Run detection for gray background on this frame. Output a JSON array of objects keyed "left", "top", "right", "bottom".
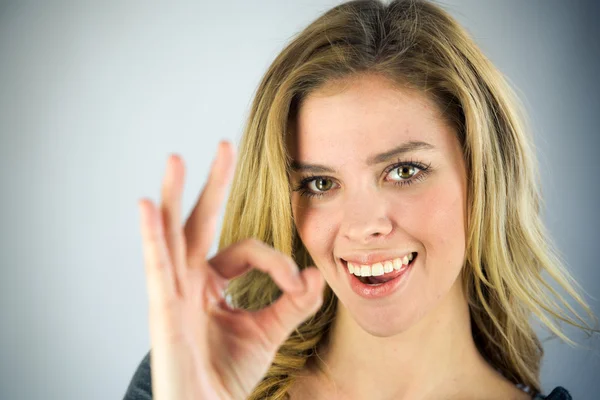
[{"left": 1, "top": 1, "right": 598, "bottom": 399}]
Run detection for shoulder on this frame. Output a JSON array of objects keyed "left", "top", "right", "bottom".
[
  {"left": 123, "top": 351, "right": 153, "bottom": 400},
  {"left": 533, "top": 386, "right": 572, "bottom": 400}
]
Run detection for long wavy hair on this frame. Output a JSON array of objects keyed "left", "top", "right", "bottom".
[{"left": 218, "top": 0, "right": 598, "bottom": 398}]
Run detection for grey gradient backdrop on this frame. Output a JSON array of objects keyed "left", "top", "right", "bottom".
[{"left": 1, "top": 1, "right": 599, "bottom": 399}]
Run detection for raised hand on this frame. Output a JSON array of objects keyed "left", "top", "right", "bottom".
[{"left": 137, "top": 141, "right": 325, "bottom": 400}]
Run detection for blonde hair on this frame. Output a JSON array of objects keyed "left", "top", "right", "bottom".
[{"left": 218, "top": 0, "right": 598, "bottom": 398}]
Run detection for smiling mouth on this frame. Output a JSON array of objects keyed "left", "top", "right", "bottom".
[{"left": 343, "top": 252, "right": 418, "bottom": 285}]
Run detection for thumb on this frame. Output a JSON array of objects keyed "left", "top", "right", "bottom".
[{"left": 252, "top": 267, "right": 325, "bottom": 346}]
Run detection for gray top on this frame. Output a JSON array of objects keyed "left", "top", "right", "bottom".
[{"left": 123, "top": 351, "right": 572, "bottom": 400}]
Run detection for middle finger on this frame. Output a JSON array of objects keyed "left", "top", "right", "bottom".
[
  {"left": 160, "top": 154, "right": 187, "bottom": 295},
  {"left": 184, "top": 141, "right": 236, "bottom": 268}
]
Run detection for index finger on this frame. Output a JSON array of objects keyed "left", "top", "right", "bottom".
[
  {"left": 184, "top": 141, "right": 236, "bottom": 267},
  {"left": 207, "top": 238, "right": 305, "bottom": 294}
]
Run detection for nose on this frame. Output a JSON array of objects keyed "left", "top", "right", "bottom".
[{"left": 340, "top": 191, "right": 393, "bottom": 243}]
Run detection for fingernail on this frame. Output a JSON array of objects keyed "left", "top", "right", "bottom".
[
  {"left": 290, "top": 260, "right": 299, "bottom": 275},
  {"left": 285, "top": 259, "right": 304, "bottom": 294}
]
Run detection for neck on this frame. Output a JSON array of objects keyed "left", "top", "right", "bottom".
[{"left": 309, "top": 280, "right": 501, "bottom": 399}]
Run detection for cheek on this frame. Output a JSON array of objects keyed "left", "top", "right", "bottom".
[
  {"left": 292, "top": 202, "right": 336, "bottom": 259},
  {"left": 385, "top": 178, "right": 466, "bottom": 299},
  {"left": 414, "top": 180, "right": 467, "bottom": 278}
]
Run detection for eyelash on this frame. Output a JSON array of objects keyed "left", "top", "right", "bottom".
[{"left": 292, "top": 158, "right": 432, "bottom": 199}]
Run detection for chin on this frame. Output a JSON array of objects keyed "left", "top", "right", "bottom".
[
  {"left": 334, "top": 271, "right": 464, "bottom": 339},
  {"left": 345, "top": 298, "right": 429, "bottom": 337}
]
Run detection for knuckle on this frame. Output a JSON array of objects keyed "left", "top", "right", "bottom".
[
  {"left": 155, "top": 257, "right": 170, "bottom": 271},
  {"left": 287, "top": 294, "right": 308, "bottom": 316},
  {"left": 146, "top": 230, "right": 164, "bottom": 247},
  {"left": 160, "top": 203, "right": 176, "bottom": 222},
  {"left": 144, "top": 248, "right": 169, "bottom": 271},
  {"left": 141, "top": 229, "right": 158, "bottom": 245},
  {"left": 241, "top": 237, "right": 264, "bottom": 249},
  {"left": 270, "top": 309, "right": 289, "bottom": 338},
  {"left": 165, "top": 229, "right": 180, "bottom": 246}
]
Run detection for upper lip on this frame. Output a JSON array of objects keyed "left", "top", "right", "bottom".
[{"left": 340, "top": 251, "right": 416, "bottom": 266}]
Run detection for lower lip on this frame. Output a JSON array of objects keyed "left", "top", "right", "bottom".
[{"left": 344, "top": 255, "right": 416, "bottom": 299}]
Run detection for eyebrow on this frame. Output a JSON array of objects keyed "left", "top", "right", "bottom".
[{"left": 290, "top": 140, "right": 435, "bottom": 174}]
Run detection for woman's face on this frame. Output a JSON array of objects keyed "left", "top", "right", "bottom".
[{"left": 288, "top": 74, "right": 468, "bottom": 336}]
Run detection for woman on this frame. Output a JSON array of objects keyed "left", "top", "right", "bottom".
[{"left": 126, "top": 0, "right": 597, "bottom": 399}]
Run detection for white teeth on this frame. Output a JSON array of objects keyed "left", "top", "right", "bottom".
[
  {"left": 371, "top": 263, "right": 384, "bottom": 276},
  {"left": 346, "top": 254, "right": 415, "bottom": 277},
  {"left": 348, "top": 262, "right": 360, "bottom": 276},
  {"left": 360, "top": 265, "right": 371, "bottom": 277},
  {"left": 383, "top": 261, "right": 393, "bottom": 273}
]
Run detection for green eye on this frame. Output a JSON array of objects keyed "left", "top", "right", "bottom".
[
  {"left": 386, "top": 161, "right": 431, "bottom": 187},
  {"left": 397, "top": 165, "right": 416, "bottom": 179},
  {"left": 294, "top": 160, "right": 431, "bottom": 199},
  {"left": 311, "top": 178, "right": 333, "bottom": 192},
  {"left": 293, "top": 176, "right": 338, "bottom": 199}
]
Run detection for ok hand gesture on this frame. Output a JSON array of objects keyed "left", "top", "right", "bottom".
[{"left": 138, "top": 141, "right": 325, "bottom": 400}]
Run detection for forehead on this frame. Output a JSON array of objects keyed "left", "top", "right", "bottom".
[{"left": 288, "top": 74, "right": 453, "bottom": 162}]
